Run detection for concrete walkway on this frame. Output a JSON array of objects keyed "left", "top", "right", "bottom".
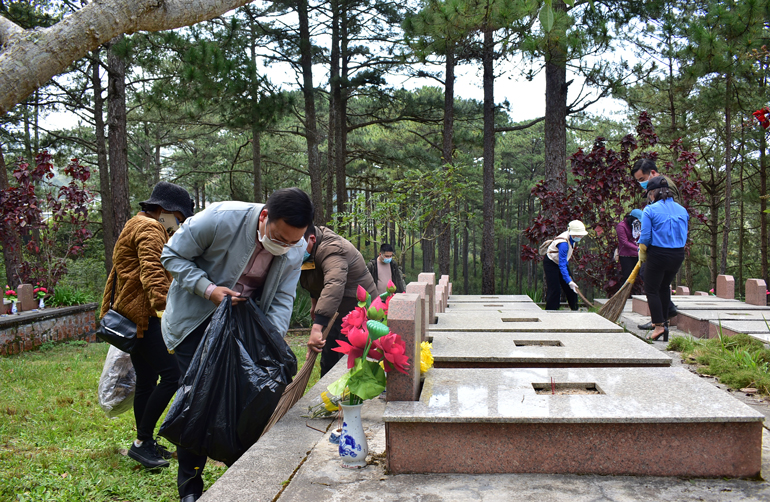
[{"left": 201, "top": 307, "right": 770, "bottom": 502}]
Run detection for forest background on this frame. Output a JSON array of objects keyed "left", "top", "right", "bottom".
[{"left": 1, "top": 0, "right": 769, "bottom": 304}]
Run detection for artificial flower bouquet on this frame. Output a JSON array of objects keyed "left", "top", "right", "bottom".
[
  {"left": 34, "top": 284, "right": 48, "bottom": 299},
  {"left": 4, "top": 286, "right": 17, "bottom": 302},
  {"left": 328, "top": 282, "right": 410, "bottom": 405}
]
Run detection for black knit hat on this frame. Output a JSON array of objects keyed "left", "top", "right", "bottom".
[
  {"left": 645, "top": 176, "right": 668, "bottom": 193},
  {"left": 139, "top": 182, "right": 194, "bottom": 219}
]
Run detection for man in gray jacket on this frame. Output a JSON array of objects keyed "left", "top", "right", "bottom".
[{"left": 160, "top": 187, "right": 313, "bottom": 502}]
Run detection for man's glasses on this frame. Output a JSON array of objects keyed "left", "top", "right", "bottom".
[{"left": 265, "top": 217, "right": 304, "bottom": 248}]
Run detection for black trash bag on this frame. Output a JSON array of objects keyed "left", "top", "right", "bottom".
[{"left": 159, "top": 296, "right": 297, "bottom": 466}]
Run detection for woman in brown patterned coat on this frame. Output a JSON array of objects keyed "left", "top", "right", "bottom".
[{"left": 100, "top": 182, "right": 194, "bottom": 470}]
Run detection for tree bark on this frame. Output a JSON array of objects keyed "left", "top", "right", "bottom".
[
  {"left": 463, "top": 199, "right": 469, "bottom": 294},
  {"left": 107, "top": 36, "right": 130, "bottom": 240},
  {"left": 719, "top": 72, "right": 732, "bottom": 275},
  {"left": 543, "top": 0, "right": 568, "bottom": 201},
  {"left": 480, "top": 26, "right": 495, "bottom": 294},
  {"left": 92, "top": 49, "right": 115, "bottom": 273},
  {"left": 297, "top": 0, "right": 324, "bottom": 225},
  {"left": 0, "top": 0, "right": 259, "bottom": 115}
]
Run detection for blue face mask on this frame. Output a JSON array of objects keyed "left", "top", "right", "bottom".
[
  {"left": 639, "top": 180, "right": 648, "bottom": 190},
  {"left": 383, "top": 257, "right": 393, "bottom": 264},
  {"left": 572, "top": 237, "right": 582, "bottom": 243},
  {"left": 303, "top": 251, "right": 311, "bottom": 262}
]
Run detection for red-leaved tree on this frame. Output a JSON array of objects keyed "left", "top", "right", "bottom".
[
  {"left": 522, "top": 112, "right": 704, "bottom": 296},
  {"left": 0, "top": 152, "right": 93, "bottom": 290}
]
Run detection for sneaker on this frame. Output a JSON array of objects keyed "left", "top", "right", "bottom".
[
  {"left": 154, "top": 438, "right": 174, "bottom": 460},
  {"left": 668, "top": 305, "right": 678, "bottom": 319},
  {"left": 128, "top": 440, "right": 170, "bottom": 469}
]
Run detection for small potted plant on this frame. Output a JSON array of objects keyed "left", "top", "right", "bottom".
[{"left": 4, "top": 285, "right": 18, "bottom": 314}]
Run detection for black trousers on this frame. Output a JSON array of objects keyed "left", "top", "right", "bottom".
[
  {"left": 543, "top": 258, "right": 577, "bottom": 311},
  {"left": 173, "top": 316, "right": 212, "bottom": 500},
  {"left": 643, "top": 246, "right": 684, "bottom": 324},
  {"left": 320, "top": 296, "right": 359, "bottom": 377},
  {"left": 130, "top": 317, "right": 180, "bottom": 442},
  {"left": 618, "top": 256, "right": 637, "bottom": 285}
]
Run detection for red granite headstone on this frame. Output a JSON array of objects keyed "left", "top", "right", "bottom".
[{"left": 385, "top": 294, "right": 422, "bottom": 402}]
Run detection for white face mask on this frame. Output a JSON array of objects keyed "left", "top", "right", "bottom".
[
  {"left": 157, "top": 212, "right": 180, "bottom": 235},
  {"left": 258, "top": 228, "right": 292, "bottom": 256}
]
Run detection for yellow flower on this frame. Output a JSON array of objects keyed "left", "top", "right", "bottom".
[{"left": 420, "top": 341, "right": 434, "bottom": 374}]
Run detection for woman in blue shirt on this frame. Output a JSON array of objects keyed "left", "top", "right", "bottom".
[
  {"left": 543, "top": 220, "right": 588, "bottom": 310},
  {"left": 638, "top": 176, "right": 689, "bottom": 341}
]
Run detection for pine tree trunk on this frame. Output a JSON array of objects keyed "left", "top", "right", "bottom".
[
  {"left": 543, "top": 0, "right": 568, "bottom": 206},
  {"left": 297, "top": 0, "right": 324, "bottom": 224},
  {"left": 438, "top": 44, "right": 455, "bottom": 276},
  {"left": 463, "top": 200, "right": 469, "bottom": 294},
  {"left": 761, "top": 132, "right": 768, "bottom": 284},
  {"left": 252, "top": 127, "right": 262, "bottom": 202},
  {"left": 720, "top": 72, "right": 732, "bottom": 275},
  {"left": 92, "top": 48, "right": 114, "bottom": 273},
  {"left": 107, "top": 36, "right": 131, "bottom": 241},
  {"left": 335, "top": 4, "right": 348, "bottom": 222},
  {"left": 480, "top": 26, "right": 495, "bottom": 294}
]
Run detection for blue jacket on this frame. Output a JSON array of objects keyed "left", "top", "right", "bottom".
[
  {"left": 639, "top": 198, "right": 689, "bottom": 249},
  {"left": 556, "top": 239, "right": 575, "bottom": 283},
  {"left": 160, "top": 201, "right": 304, "bottom": 350}
]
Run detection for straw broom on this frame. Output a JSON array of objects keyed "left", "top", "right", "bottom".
[
  {"left": 599, "top": 261, "right": 641, "bottom": 323},
  {"left": 262, "top": 312, "right": 338, "bottom": 436}
]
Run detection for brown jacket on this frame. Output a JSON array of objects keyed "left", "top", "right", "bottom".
[
  {"left": 300, "top": 226, "right": 377, "bottom": 327},
  {"left": 100, "top": 214, "right": 172, "bottom": 338}
]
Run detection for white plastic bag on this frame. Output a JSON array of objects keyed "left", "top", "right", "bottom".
[{"left": 98, "top": 345, "right": 136, "bottom": 417}]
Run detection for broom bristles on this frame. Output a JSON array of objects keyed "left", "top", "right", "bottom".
[
  {"left": 262, "top": 312, "right": 339, "bottom": 437},
  {"left": 598, "top": 261, "right": 641, "bottom": 323}
]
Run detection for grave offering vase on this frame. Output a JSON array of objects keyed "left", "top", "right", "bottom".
[
  {"left": 11, "top": 301, "right": 17, "bottom": 314},
  {"left": 38, "top": 298, "right": 44, "bottom": 309},
  {"left": 338, "top": 402, "right": 368, "bottom": 468}
]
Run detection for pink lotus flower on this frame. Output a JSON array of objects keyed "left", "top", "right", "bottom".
[
  {"left": 368, "top": 296, "right": 387, "bottom": 319},
  {"left": 356, "top": 285, "right": 368, "bottom": 302},
  {"left": 372, "top": 332, "right": 410, "bottom": 374},
  {"left": 340, "top": 306, "right": 367, "bottom": 335},
  {"left": 333, "top": 324, "right": 370, "bottom": 369},
  {"left": 387, "top": 280, "right": 396, "bottom": 294}
]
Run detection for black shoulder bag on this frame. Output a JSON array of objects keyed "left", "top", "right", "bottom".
[{"left": 96, "top": 269, "right": 137, "bottom": 354}]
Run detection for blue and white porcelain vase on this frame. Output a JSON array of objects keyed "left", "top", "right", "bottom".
[
  {"left": 10, "top": 301, "right": 17, "bottom": 314},
  {"left": 338, "top": 402, "right": 368, "bottom": 469},
  {"left": 38, "top": 297, "right": 44, "bottom": 309}
]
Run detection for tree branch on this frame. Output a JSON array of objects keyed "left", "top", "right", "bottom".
[
  {"left": 0, "top": 16, "right": 23, "bottom": 47},
  {"left": 0, "top": 0, "right": 254, "bottom": 115}
]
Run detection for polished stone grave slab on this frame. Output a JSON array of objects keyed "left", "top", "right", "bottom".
[
  {"left": 445, "top": 302, "right": 541, "bottom": 311},
  {"left": 677, "top": 310, "right": 770, "bottom": 338},
  {"left": 429, "top": 312, "right": 624, "bottom": 333},
  {"left": 707, "top": 320, "right": 770, "bottom": 343},
  {"left": 431, "top": 331, "right": 671, "bottom": 367},
  {"left": 448, "top": 295, "right": 533, "bottom": 303},
  {"left": 384, "top": 367, "right": 764, "bottom": 477}
]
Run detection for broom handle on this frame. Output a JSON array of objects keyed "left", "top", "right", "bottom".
[
  {"left": 575, "top": 288, "right": 593, "bottom": 308},
  {"left": 306, "top": 311, "right": 339, "bottom": 359},
  {"left": 626, "top": 261, "right": 642, "bottom": 284}
]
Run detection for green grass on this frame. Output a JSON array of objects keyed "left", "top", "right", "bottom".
[
  {"left": 667, "top": 333, "right": 770, "bottom": 396},
  {"left": 0, "top": 336, "right": 320, "bottom": 502}
]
